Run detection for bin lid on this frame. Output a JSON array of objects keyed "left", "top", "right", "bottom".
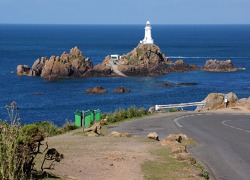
[{"left": 74, "top": 110, "right": 82, "bottom": 115}]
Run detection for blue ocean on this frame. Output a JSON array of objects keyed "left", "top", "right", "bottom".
[{"left": 0, "top": 24, "right": 249, "bottom": 126}]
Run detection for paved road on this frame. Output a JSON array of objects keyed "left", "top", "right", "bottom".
[{"left": 108, "top": 112, "right": 250, "bottom": 180}]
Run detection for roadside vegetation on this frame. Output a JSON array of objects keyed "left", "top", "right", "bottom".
[
  {"left": 101, "top": 106, "right": 149, "bottom": 124},
  {"left": 34, "top": 120, "right": 78, "bottom": 137},
  {"left": 0, "top": 104, "right": 209, "bottom": 179},
  {"left": 142, "top": 147, "right": 209, "bottom": 180},
  {"left": 142, "top": 137, "right": 209, "bottom": 180},
  {"left": 0, "top": 102, "right": 63, "bottom": 180}
]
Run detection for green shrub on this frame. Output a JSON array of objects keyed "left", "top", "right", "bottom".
[
  {"left": 59, "top": 122, "right": 78, "bottom": 134},
  {"left": 105, "top": 106, "right": 148, "bottom": 124},
  {"left": 35, "top": 121, "right": 59, "bottom": 137},
  {"left": 0, "top": 102, "right": 63, "bottom": 180},
  {"left": 34, "top": 120, "right": 79, "bottom": 137}
]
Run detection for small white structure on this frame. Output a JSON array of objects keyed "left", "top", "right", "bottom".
[
  {"left": 110, "top": 54, "right": 120, "bottom": 61},
  {"left": 140, "top": 20, "right": 154, "bottom": 44}
]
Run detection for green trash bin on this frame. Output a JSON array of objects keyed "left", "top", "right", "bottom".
[
  {"left": 84, "top": 110, "right": 92, "bottom": 127},
  {"left": 94, "top": 109, "right": 101, "bottom": 121},
  {"left": 74, "top": 110, "right": 82, "bottom": 127},
  {"left": 90, "top": 110, "right": 95, "bottom": 123}
]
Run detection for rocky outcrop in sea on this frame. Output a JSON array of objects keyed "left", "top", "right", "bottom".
[
  {"left": 86, "top": 86, "right": 107, "bottom": 94},
  {"left": 95, "top": 43, "right": 198, "bottom": 76},
  {"left": 201, "top": 59, "right": 242, "bottom": 72},
  {"left": 17, "top": 44, "right": 200, "bottom": 79}
]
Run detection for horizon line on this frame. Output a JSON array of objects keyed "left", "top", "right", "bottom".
[{"left": 0, "top": 23, "right": 250, "bottom": 26}]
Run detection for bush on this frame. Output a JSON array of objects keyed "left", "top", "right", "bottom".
[
  {"left": 35, "top": 120, "right": 79, "bottom": 137},
  {"left": 35, "top": 121, "right": 59, "bottom": 137},
  {"left": 0, "top": 102, "right": 63, "bottom": 180},
  {"left": 59, "top": 122, "right": 78, "bottom": 134}
]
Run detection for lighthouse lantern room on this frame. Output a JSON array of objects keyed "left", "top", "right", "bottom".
[{"left": 140, "top": 21, "right": 154, "bottom": 44}]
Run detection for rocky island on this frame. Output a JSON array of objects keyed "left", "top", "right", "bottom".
[
  {"left": 17, "top": 44, "right": 198, "bottom": 79},
  {"left": 17, "top": 46, "right": 94, "bottom": 80},
  {"left": 201, "top": 59, "right": 243, "bottom": 72},
  {"left": 17, "top": 21, "right": 244, "bottom": 80},
  {"left": 94, "top": 43, "right": 198, "bottom": 77}
]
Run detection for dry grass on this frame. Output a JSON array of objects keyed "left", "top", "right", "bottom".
[{"left": 34, "top": 128, "right": 207, "bottom": 180}]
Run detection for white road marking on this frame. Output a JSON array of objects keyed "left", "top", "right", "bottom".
[
  {"left": 173, "top": 114, "right": 204, "bottom": 128},
  {"left": 221, "top": 120, "right": 250, "bottom": 133},
  {"left": 173, "top": 118, "right": 183, "bottom": 127}
]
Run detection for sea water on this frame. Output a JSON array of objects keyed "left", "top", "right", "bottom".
[{"left": 0, "top": 24, "right": 249, "bottom": 125}]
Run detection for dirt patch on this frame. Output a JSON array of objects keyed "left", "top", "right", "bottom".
[{"left": 37, "top": 130, "right": 159, "bottom": 180}]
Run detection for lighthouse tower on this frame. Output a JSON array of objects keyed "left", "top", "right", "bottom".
[{"left": 141, "top": 21, "right": 154, "bottom": 44}]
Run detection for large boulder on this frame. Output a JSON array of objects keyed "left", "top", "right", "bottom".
[
  {"left": 196, "top": 92, "right": 238, "bottom": 111},
  {"left": 110, "top": 131, "right": 132, "bottom": 137},
  {"left": 114, "top": 86, "right": 131, "bottom": 93},
  {"left": 201, "top": 59, "right": 238, "bottom": 72},
  {"left": 236, "top": 97, "right": 250, "bottom": 110},
  {"left": 146, "top": 132, "right": 159, "bottom": 141},
  {"left": 17, "top": 65, "right": 31, "bottom": 76},
  {"left": 172, "top": 59, "right": 198, "bottom": 72},
  {"left": 86, "top": 86, "right": 107, "bottom": 94}
]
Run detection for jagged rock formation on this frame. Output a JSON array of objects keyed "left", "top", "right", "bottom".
[
  {"left": 201, "top": 59, "right": 239, "bottom": 72},
  {"left": 195, "top": 92, "right": 238, "bottom": 111},
  {"left": 236, "top": 97, "right": 250, "bottom": 110},
  {"left": 86, "top": 86, "right": 107, "bottom": 94},
  {"left": 114, "top": 86, "right": 131, "bottom": 93},
  {"left": 96, "top": 43, "right": 198, "bottom": 76},
  {"left": 17, "top": 44, "right": 199, "bottom": 79},
  {"left": 17, "top": 46, "right": 93, "bottom": 79}
]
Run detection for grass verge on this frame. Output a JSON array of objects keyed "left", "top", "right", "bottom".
[{"left": 141, "top": 147, "right": 209, "bottom": 179}]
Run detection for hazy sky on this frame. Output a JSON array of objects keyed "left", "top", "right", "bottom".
[{"left": 0, "top": 0, "right": 249, "bottom": 24}]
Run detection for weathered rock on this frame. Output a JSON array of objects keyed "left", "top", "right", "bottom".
[
  {"left": 86, "top": 86, "right": 107, "bottom": 94},
  {"left": 17, "top": 65, "right": 31, "bottom": 76},
  {"left": 17, "top": 46, "right": 94, "bottom": 79},
  {"left": 163, "top": 82, "right": 174, "bottom": 87},
  {"left": 236, "top": 97, "right": 250, "bottom": 109},
  {"left": 201, "top": 59, "right": 238, "bottom": 72},
  {"left": 172, "top": 59, "right": 198, "bottom": 72},
  {"left": 148, "top": 106, "right": 156, "bottom": 113},
  {"left": 86, "top": 131, "right": 99, "bottom": 137},
  {"left": 161, "top": 140, "right": 187, "bottom": 153},
  {"left": 195, "top": 92, "right": 238, "bottom": 111},
  {"left": 114, "top": 86, "right": 131, "bottom": 93},
  {"left": 166, "top": 134, "right": 189, "bottom": 143},
  {"left": 160, "top": 134, "right": 192, "bottom": 154},
  {"left": 123, "top": 43, "right": 169, "bottom": 66},
  {"left": 98, "top": 43, "right": 198, "bottom": 77},
  {"left": 146, "top": 132, "right": 159, "bottom": 141},
  {"left": 110, "top": 131, "right": 132, "bottom": 137},
  {"left": 84, "top": 122, "right": 101, "bottom": 135},
  {"left": 17, "top": 44, "right": 200, "bottom": 79}
]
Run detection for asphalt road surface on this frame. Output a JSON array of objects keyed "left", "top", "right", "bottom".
[{"left": 108, "top": 112, "right": 250, "bottom": 180}]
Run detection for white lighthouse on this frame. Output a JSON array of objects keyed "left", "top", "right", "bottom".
[{"left": 141, "top": 20, "right": 154, "bottom": 44}]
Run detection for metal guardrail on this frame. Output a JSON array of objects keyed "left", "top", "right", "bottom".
[{"left": 155, "top": 101, "right": 206, "bottom": 111}]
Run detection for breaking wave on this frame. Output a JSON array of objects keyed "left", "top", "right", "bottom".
[{"left": 166, "top": 56, "right": 250, "bottom": 59}]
